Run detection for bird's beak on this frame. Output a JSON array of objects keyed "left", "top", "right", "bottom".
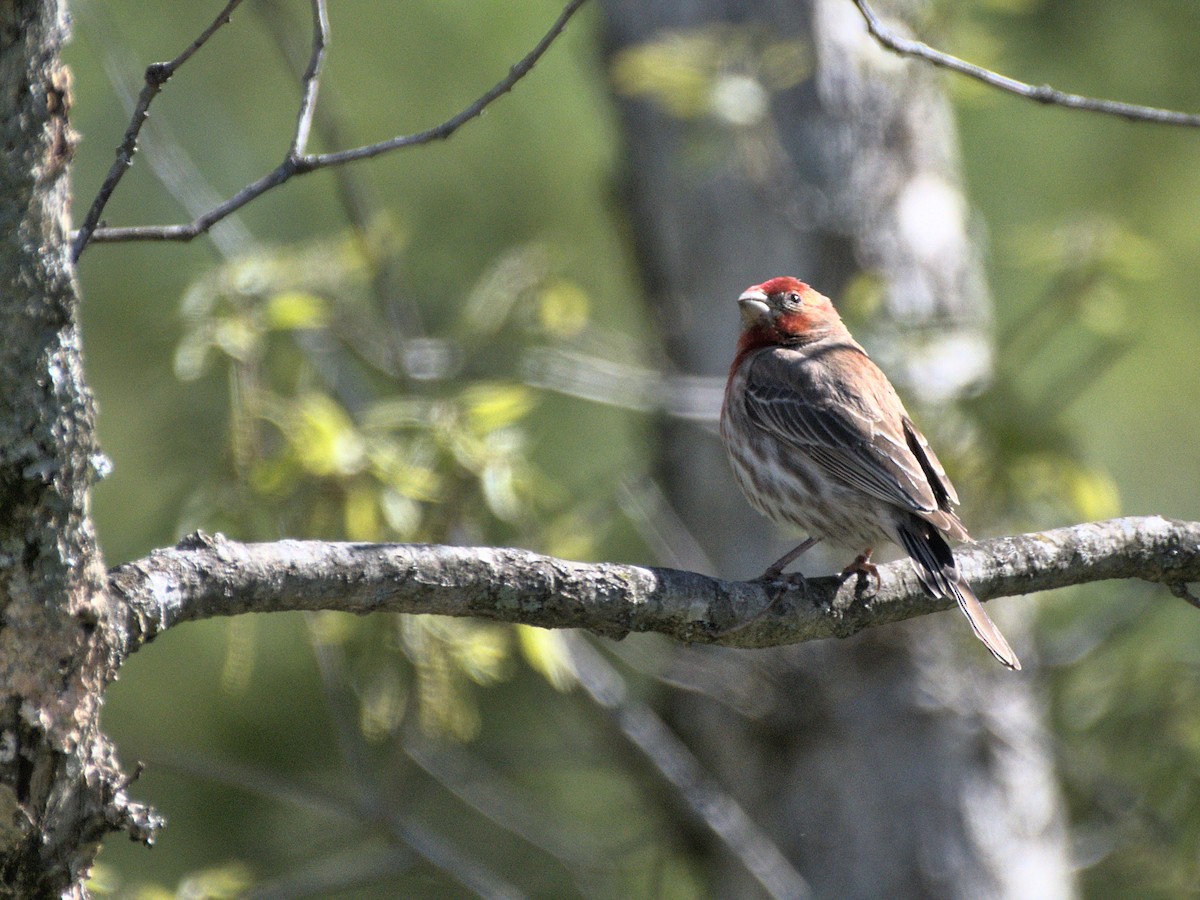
[{"left": 737, "top": 288, "right": 771, "bottom": 327}]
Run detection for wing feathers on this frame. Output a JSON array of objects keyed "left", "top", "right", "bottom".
[{"left": 743, "top": 344, "right": 960, "bottom": 527}]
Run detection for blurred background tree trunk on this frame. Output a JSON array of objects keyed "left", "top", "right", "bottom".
[{"left": 600, "top": 0, "right": 1076, "bottom": 895}]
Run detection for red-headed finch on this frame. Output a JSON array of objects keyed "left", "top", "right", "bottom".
[{"left": 720, "top": 276, "right": 1019, "bottom": 670}]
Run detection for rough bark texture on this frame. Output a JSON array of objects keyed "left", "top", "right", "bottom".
[
  {"left": 599, "top": 0, "right": 1075, "bottom": 896},
  {"left": 109, "top": 518, "right": 1200, "bottom": 651},
  {"left": 0, "top": 2, "right": 155, "bottom": 895}
]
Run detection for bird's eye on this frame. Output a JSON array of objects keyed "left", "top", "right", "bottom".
[{"left": 785, "top": 291, "right": 801, "bottom": 307}]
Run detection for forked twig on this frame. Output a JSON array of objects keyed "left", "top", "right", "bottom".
[
  {"left": 71, "top": 0, "right": 248, "bottom": 261},
  {"left": 73, "top": 0, "right": 589, "bottom": 255}
]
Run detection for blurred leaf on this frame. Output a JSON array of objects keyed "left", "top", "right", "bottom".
[
  {"left": 537, "top": 279, "right": 590, "bottom": 338},
  {"left": 517, "top": 626, "right": 576, "bottom": 692},
  {"left": 344, "top": 480, "right": 381, "bottom": 540},
  {"left": 212, "top": 314, "right": 259, "bottom": 363},
  {"left": 610, "top": 25, "right": 809, "bottom": 126},
  {"left": 265, "top": 290, "right": 329, "bottom": 330},
  {"left": 219, "top": 617, "right": 257, "bottom": 697},
  {"left": 542, "top": 509, "right": 601, "bottom": 561},
  {"left": 1066, "top": 467, "right": 1122, "bottom": 521},
  {"left": 173, "top": 863, "right": 254, "bottom": 899},
  {"left": 359, "top": 666, "right": 407, "bottom": 742},
  {"left": 368, "top": 441, "right": 441, "bottom": 503},
  {"left": 309, "top": 609, "right": 357, "bottom": 645},
  {"left": 85, "top": 864, "right": 119, "bottom": 896},
  {"left": 283, "top": 393, "right": 366, "bottom": 477},
  {"left": 459, "top": 243, "right": 552, "bottom": 337},
  {"left": 173, "top": 331, "right": 214, "bottom": 382},
  {"left": 400, "top": 616, "right": 513, "bottom": 740},
  {"left": 611, "top": 31, "right": 714, "bottom": 119},
  {"left": 481, "top": 458, "right": 523, "bottom": 522},
  {"left": 461, "top": 382, "right": 538, "bottom": 434},
  {"left": 1012, "top": 217, "right": 1163, "bottom": 283}
]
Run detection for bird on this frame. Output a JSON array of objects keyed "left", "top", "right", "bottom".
[{"left": 719, "top": 276, "right": 1019, "bottom": 670}]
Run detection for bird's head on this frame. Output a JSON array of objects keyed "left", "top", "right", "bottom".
[{"left": 735, "top": 277, "right": 845, "bottom": 349}]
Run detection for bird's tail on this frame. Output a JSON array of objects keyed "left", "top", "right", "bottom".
[{"left": 895, "top": 519, "right": 1021, "bottom": 671}]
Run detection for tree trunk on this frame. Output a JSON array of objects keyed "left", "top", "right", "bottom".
[
  {"left": 599, "top": 0, "right": 1075, "bottom": 896},
  {"left": 0, "top": 2, "right": 151, "bottom": 894}
]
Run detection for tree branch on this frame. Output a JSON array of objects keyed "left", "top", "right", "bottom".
[
  {"left": 73, "top": 0, "right": 589, "bottom": 253},
  {"left": 70, "top": 0, "right": 248, "bottom": 261},
  {"left": 852, "top": 0, "right": 1200, "bottom": 128},
  {"left": 109, "top": 516, "right": 1200, "bottom": 653}
]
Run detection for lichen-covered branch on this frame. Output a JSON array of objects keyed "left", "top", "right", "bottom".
[{"left": 110, "top": 516, "right": 1200, "bottom": 653}]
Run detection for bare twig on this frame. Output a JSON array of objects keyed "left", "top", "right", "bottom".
[
  {"left": 402, "top": 734, "right": 609, "bottom": 876},
  {"left": 304, "top": 0, "right": 588, "bottom": 168},
  {"left": 522, "top": 347, "right": 723, "bottom": 424},
  {"left": 290, "top": 0, "right": 330, "bottom": 159},
  {"left": 255, "top": 0, "right": 425, "bottom": 340},
  {"left": 71, "top": 0, "right": 248, "bottom": 261},
  {"left": 109, "top": 516, "right": 1200, "bottom": 654},
  {"left": 77, "top": 1, "right": 257, "bottom": 258},
  {"left": 852, "top": 0, "right": 1200, "bottom": 128},
  {"left": 158, "top": 750, "right": 523, "bottom": 898},
  {"left": 74, "top": 0, "right": 590, "bottom": 252},
  {"left": 562, "top": 634, "right": 812, "bottom": 900}
]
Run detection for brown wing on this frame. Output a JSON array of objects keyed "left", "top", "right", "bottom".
[{"left": 743, "top": 342, "right": 966, "bottom": 536}]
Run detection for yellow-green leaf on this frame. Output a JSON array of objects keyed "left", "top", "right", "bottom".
[
  {"left": 461, "top": 382, "right": 537, "bottom": 434},
  {"left": 517, "top": 626, "right": 576, "bottom": 692},
  {"left": 266, "top": 290, "right": 329, "bottom": 330},
  {"left": 288, "top": 393, "right": 366, "bottom": 476},
  {"left": 538, "top": 280, "right": 590, "bottom": 337}
]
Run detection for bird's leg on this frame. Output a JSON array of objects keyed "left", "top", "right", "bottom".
[
  {"left": 718, "top": 537, "right": 820, "bottom": 639},
  {"left": 840, "top": 548, "right": 880, "bottom": 591},
  {"left": 757, "top": 536, "right": 820, "bottom": 581}
]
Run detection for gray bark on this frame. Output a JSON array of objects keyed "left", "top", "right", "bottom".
[
  {"left": 109, "top": 518, "right": 1200, "bottom": 650},
  {"left": 598, "top": 0, "right": 1075, "bottom": 896},
  {"left": 0, "top": 2, "right": 156, "bottom": 895}
]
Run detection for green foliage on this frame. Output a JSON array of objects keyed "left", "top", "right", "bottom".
[
  {"left": 610, "top": 24, "right": 809, "bottom": 125},
  {"left": 176, "top": 227, "right": 562, "bottom": 543},
  {"left": 960, "top": 215, "right": 1152, "bottom": 530},
  {"left": 957, "top": 2, "right": 1200, "bottom": 885},
  {"left": 89, "top": 861, "right": 253, "bottom": 899},
  {"left": 173, "top": 224, "right": 605, "bottom": 745},
  {"left": 610, "top": 24, "right": 810, "bottom": 181}
]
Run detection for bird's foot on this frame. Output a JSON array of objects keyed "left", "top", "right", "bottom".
[{"left": 839, "top": 549, "right": 880, "bottom": 593}]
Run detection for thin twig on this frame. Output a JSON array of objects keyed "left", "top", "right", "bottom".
[
  {"left": 157, "top": 750, "right": 524, "bottom": 898},
  {"left": 402, "top": 734, "right": 608, "bottom": 876},
  {"left": 71, "top": 0, "right": 247, "bottom": 261},
  {"left": 563, "top": 634, "right": 812, "bottom": 900},
  {"left": 852, "top": 0, "right": 1200, "bottom": 128},
  {"left": 76, "top": 0, "right": 590, "bottom": 250},
  {"left": 304, "top": 0, "right": 589, "bottom": 168},
  {"left": 289, "top": 0, "right": 330, "bottom": 158},
  {"left": 76, "top": 1, "right": 256, "bottom": 258},
  {"left": 255, "top": 0, "right": 426, "bottom": 340}
]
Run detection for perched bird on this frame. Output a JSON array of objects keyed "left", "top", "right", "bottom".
[{"left": 720, "top": 276, "right": 1019, "bottom": 670}]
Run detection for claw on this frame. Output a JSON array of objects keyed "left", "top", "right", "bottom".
[{"left": 840, "top": 548, "right": 879, "bottom": 590}]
